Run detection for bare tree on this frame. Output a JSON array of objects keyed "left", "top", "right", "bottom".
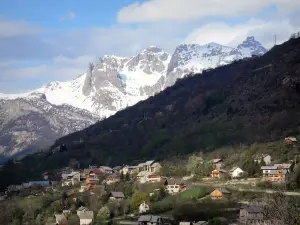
[{"left": 260, "top": 192, "right": 299, "bottom": 225}]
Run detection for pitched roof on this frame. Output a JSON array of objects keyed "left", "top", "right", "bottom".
[
  {"left": 77, "top": 206, "right": 87, "bottom": 212},
  {"left": 165, "top": 178, "right": 182, "bottom": 185},
  {"left": 110, "top": 191, "right": 125, "bottom": 198},
  {"left": 230, "top": 167, "right": 243, "bottom": 172},
  {"left": 211, "top": 159, "right": 222, "bottom": 163},
  {"left": 138, "top": 215, "right": 162, "bottom": 222},
  {"left": 254, "top": 153, "right": 270, "bottom": 159},
  {"left": 274, "top": 164, "right": 292, "bottom": 169},
  {"left": 145, "top": 160, "right": 155, "bottom": 166},
  {"left": 100, "top": 166, "right": 113, "bottom": 171},
  {"left": 78, "top": 210, "right": 94, "bottom": 220}
]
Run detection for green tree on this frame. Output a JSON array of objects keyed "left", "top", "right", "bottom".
[
  {"left": 187, "top": 155, "right": 203, "bottom": 175},
  {"left": 97, "top": 206, "right": 111, "bottom": 221},
  {"left": 131, "top": 192, "right": 149, "bottom": 210}
]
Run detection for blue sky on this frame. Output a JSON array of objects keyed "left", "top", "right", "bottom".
[{"left": 0, "top": 0, "right": 299, "bottom": 93}]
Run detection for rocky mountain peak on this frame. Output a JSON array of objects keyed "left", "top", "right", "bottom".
[{"left": 237, "top": 36, "right": 267, "bottom": 56}]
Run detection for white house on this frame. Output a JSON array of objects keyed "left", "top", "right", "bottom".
[
  {"left": 54, "top": 214, "right": 67, "bottom": 225},
  {"left": 139, "top": 201, "right": 150, "bottom": 214},
  {"left": 137, "top": 171, "right": 152, "bottom": 184},
  {"left": 164, "top": 179, "right": 182, "bottom": 194},
  {"left": 254, "top": 154, "right": 271, "bottom": 165},
  {"left": 230, "top": 167, "right": 244, "bottom": 178},
  {"left": 62, "top": 171, "right": 80, "bottom": 187},
  {"left": 77, "top": 210, "right": 94, "bottom": 225}
]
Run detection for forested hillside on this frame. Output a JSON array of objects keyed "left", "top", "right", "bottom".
[{"left": 1, "top": 37, "right": 300, "bottom": 191}]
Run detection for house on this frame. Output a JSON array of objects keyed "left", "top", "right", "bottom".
[
  {"left": 99, "top": 166, "right": 114, "bottom": 174},
  {"left": 164, "top": 179, "right": 182, "bottom": 194},
  {"left": 109, "top": 191, "right": 125, "bottom": 200},
  {"left": 239, "top": 205, "right": 264, "bottom": 224},
  {"left": 62, "top": 171, "right": 80, "bottom": 186},
  {"left": 28, "top": 181, "right": 51, "bottom": 187},
  {"left": 77, "top": 210, "right": 94, "bottom": 225},
  {"left": 62, "top": 209, "right": 71, "bottom": 215},
  {"left": 113, "top": 166, "right": 122, "bottom": 173},
  {"left": 43, "top": 172, "right": 55, "bottom": 180},
  {"left": 210, "top": 189, "right": 230, "bottom": 200},
  {"left": 137, "top": 171, "right": 152, "bottom": 184},
  {"left": 138, "top": 160, "right": 161, "bottom": 173},
  {"left": 210, "top": 159, "right": 223, "bottom": 169},
  {"left": 139, "top": 201, "right": 150, "bottom": 214},
  {"left": 211, "top": 169, "right": 227, "bottom": 178},
  {"left": 54, "top": 214, "right": 67, "bottom": 225},
  {"left": 105, "top": 174, "right": 120, "bottom": 184},
  {"left": 146, "top": 174, "right": 162, "bottom": 183},
  {"left": 120, "top": 165, "right": 138, "bottom": 175},
  {"left": 85, "top": 177, "right": 99, "bottom": 185},
  {"left": 285, "top": 137, "right": 297, "bottom": 144},
  {"left": 138, "top": 215, "right": 164, "bottom": 225},
  {"left": 79, "top": 183, "right": 89, "bottom": 192},
  {"left": 230, "top": 167, "right": 245, "bottom": 178},
  {"left": 261, "top": 164, "right": 291, "bottom": 182},
  {"left": 254, "top": 154, "right": 272, "bottom": 165},
  {"left": 77, "top": 206, "right": 88, "bottom": 214}
]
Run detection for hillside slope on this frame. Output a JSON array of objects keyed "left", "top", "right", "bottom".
[
  {"left": 0, "top": 37, "right": 299, "bottom": 191},
  {"left": 51, "top": 37, "right": 300, "bottom": 165}
]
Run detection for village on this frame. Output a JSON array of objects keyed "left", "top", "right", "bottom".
[{"left": 1, "top": 137, "right": 300, "bottom": 225}]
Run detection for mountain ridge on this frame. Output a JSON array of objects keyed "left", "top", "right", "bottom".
[{"left": 0, "top": 36, "right": 267, "bottom": 158}]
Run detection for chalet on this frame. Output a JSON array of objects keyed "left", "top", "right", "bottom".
[
  {"left": 109, "top": 191, "right": 125, "bottom": 200},
  {"left": 85, "top": 177, "right": 99, "bottom": 185},
  {"left": 164, "top": 179, "right": 182, "bottom": 194},
  {"left": 210, "top": 189, "right": 230, "bottom": 200},
  {"left": 139, "top": 201, "right": 150, "bottom": 214},
  {"left": 99, "top": 166, "right": 114, "bottom": 174},
  {"left": 77, "top": 210, "right": 94, "bottom": 225},
  {"left": 239, "top": 205, "right": 264, "bottom": 224},
  {"left": 261, "top": 164, "right": 291, "bottom": 182},
  {"left": 54, "top": 214, "right": 67, "bottom": 225},
  {"left": 113, "top": 166, "right": 122, "bottom": 173},
  {"left": 210, "top": 159, "right": 223, "bottom": 169},
  {"left": 211, "top": 169, "right": 227, "bottom": 178},
  {"left": 105, "top": 174, "right": 120, "bottom": 184},
  {"left": 229, "top": 167, "right": 244, "bottom": 178},
  {"left": 254, "top": 154, "right": 271, "bottom": 165},
  {"left": 146, "top": 174, "right": 162, "bottom": 183}
]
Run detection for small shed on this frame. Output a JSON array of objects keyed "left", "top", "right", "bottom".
[{"left": 210, "top": 189, "right": 230, "bottom": 200}]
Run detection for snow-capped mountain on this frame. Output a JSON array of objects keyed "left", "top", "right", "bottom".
[
  {"left": 0, "top": 36, "right": 266, "bottom": 159},
  {"left": 0, "top": 93, "right": 98, "bottom": 159}
]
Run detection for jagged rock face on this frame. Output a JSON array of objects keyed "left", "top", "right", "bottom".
[
  {"left": 0, "top": 37, "right": 267, "bottom": 158},
  {"left": 0, "top": 94, "right": 98, "bottom": 158}
]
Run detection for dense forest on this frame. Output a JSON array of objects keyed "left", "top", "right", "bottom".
[{"left": 1, "top": 37, "right": 300, "bottom": 191}]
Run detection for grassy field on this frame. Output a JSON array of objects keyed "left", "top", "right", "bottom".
[{"left": 179, "top": 187, "right": 211, "bottom": 199}]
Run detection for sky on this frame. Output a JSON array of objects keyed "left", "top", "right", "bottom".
[{"left": 0, "top": 0, "right": 300, "bottom": 93}]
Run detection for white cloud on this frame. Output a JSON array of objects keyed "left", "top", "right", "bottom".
[
  {"left": 60, "top": 11, "right": 76, "bottom": 22},
  {"left": 2, "top": 55, "right": 95, "bottom": 80},
  {"left": 0, "top": 18, "right": 43, "bottom": 37},
  {"left": 118, "top": 0, "right": 300, "bottom": 23},
  {"left": 183, "top": 18, "right": 300, "bottom": 48}
]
